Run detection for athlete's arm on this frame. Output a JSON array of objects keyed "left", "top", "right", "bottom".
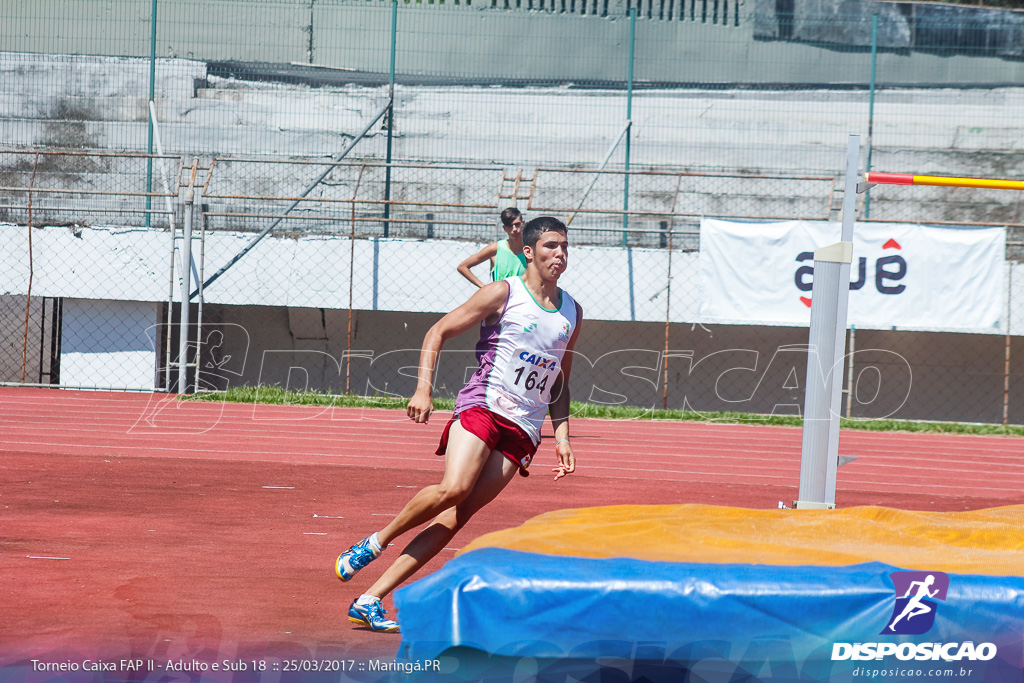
[
  {"left": 548, "top": 302, "right": 583, "bottom": 480},
  {"left": 406, "top": 281, "right": 509, "bottom": 423},
  {"left": 456, "top": 242, "right": 499, "bottom": 288}
]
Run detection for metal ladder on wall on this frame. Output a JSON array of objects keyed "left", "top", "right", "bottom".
[{"left": 497, "top": 169, "right": 536, "bottom": 212}]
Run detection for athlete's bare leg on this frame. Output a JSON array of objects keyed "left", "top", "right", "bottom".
[
  {"left": 373, "top": 420, "right": 494, "bottom": 547},
  {"left": 366, "top": 435, "right": 517, "bottom": 600}
]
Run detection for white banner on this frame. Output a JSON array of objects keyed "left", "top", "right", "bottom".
[{"left": 699, "top": 219, "right": 1005, "bottom": 332}]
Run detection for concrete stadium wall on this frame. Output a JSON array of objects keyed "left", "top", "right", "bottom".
[
  {"left": 3, "top": 0, "right": 1024, "bottom": 86},
  {"left": 5, "top": 50, "right": 1024, "bottom": 233}
]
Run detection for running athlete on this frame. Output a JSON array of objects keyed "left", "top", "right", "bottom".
[
  {"left": 457, "top": 207, "right": 528, "bottom": 287},
  {"left": 335, "top": 216, "right": 582, "bottom": 633},
  {"left": 887, "top": 574, "right": 939, "bottom": 632}
]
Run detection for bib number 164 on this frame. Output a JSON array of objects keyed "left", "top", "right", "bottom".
[
  {"left": 511, "top": 365, "right": 549, "bottom": 393},
  {"left": 504, "top": 349, "right": 559, "bottom": 401}
]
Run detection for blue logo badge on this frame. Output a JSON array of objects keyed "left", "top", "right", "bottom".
[{"left": 883, "top": 571, "right": 949, "bottom": 635}]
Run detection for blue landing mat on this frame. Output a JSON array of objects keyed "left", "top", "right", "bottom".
[{"left": 394, "top": 548, "right": 1024, "bottom": 682}]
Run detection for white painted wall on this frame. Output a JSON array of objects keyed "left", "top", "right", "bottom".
[
  {"left": 4, "top": 222, "right": 1024, "bottom": 334},
  {"left": 60, "top": 298, "right": 158, "bottom": 390}
]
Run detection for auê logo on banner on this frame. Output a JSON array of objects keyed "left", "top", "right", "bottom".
[
  {"left": 697, "top": 219, "right": 1005, "bottom": 332},
  {"left": 831, "top": 571, "right": 998, "bottom": 662},
  {"left": 794, "top": 237, "right": 906, "bottom": 308}
]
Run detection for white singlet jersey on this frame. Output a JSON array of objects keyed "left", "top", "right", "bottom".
[{"left": 455, "top": 276, "right": 578, "bottom": 444}]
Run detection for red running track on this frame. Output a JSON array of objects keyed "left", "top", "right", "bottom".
[{"left": 1, "top": 387, "right": 1021, "bottom": 667}]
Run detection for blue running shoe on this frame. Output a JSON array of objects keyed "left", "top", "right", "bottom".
[
  {"left": 335, "top": 536, "right": 381, "bottom": 581},
  {"left": 348, "top": 598, "right": 400, "bottom": 633}
]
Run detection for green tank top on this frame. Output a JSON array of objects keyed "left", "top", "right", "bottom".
[{"left": 491, "top": 239, "right": 528, "bottom": 281}]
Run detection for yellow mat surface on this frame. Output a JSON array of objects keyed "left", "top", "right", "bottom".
[{"left": 460, "top": 504, "right": 1024, "bottom": 576}]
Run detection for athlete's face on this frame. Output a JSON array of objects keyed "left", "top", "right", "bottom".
[
  {"left": 503, "top": 216, "right": 524, "bottom": 239},
  {"left": 526, "top": 229, "right": 568, "bottom": 279}
]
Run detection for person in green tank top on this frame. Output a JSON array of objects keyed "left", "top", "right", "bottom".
[{"left": 457, "top": 207, "right": 527, "bottom": 287}]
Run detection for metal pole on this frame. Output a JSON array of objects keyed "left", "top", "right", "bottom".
[
  {"left": 49, "top": 298, "right": 61, "bottom": 385},
  {"left": 627, "top": 247, "right": 636, "bottom": 320},
  {"left": 662, "top": 174, "right": 683, "bottom": 411},
  {"left": 21, "top": 153, "right": 39, "bottom": 385},
  {"left": 151, "top": 99, "right": 179, "bottom": 391},
  {"left": 383, "top": 0, "right": 397, "bottom": 238},
  {"left": 149, "top": 102, "right": 176, "bottom": 224},
  {"left": 149, "top": 102, "right": 191, "bottom": 282},
  {"left": 1004, "top": 265, "right": 1013, "bottom": 427},
  {"left": 347, "top": 164, "right": 365, "bottom": 395},
  {"left": 195, "top": 210, "right": 205, "bottom": 393},
  {"left": 566, "top": 120, "right": 631, "bottom": 226},
  {"left": 796, "top": 134, "right": 859, "bottom": 509},
  {"left": 164, "top": 217, "right": 175, "bottom": 391},
  {"left": 622, "top": 6, "right": 635, "bottom": 246},
  {"left": 146, "top": 0, "right": 157, "bottom": 228},
  {"left": 178, "top": 189, "right": 194, "bottom": 394},
  {"left": 663, "top": 228, "right": 674, "bottom": 411},
  {"left": 37, "top": 297, "right": 47, "bottom": 385},
  {"left": 864, "top": 13, "right": 878, "bottom": 218}
]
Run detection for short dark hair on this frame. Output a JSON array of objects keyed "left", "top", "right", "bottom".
[
  {"left": 523, "top": 216, "right": 568, "bottom": 249},
  {"left": 500, "top": 207, "right": 522, "bottom": 227}
]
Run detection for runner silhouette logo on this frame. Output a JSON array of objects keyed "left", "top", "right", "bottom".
[{"left": 883, "top": 571, "right": 949, "bottom": 635}]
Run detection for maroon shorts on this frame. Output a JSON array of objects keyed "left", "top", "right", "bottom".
[{"left": 436, "top": 406, "right": 538, "bottom": 476}]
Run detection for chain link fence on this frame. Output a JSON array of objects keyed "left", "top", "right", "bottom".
[{"left": 2, "top": 0, "right": 1024, "bottom": 424}]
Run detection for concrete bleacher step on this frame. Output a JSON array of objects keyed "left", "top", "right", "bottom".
[
  {"left": 0, "top": 94, "right": 150, "bottom": 122},
  {"left": 0, "top": 51, "right": 205, "bottom": 99}
]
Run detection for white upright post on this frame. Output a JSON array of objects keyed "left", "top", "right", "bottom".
[
  {"left": 178, "top": 189, "right": 194, "bottom": 394},
  {"left": 795, "top": 135, "right": 860, "bottom": 509}
]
